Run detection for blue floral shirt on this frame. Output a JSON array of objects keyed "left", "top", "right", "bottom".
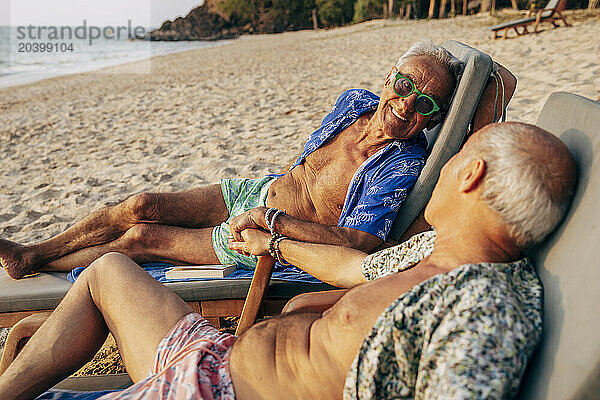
[{"left": 284, "top": 89, "right": 427, "bottom": 241}]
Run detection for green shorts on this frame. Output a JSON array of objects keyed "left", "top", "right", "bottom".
[{"left": 212, "top": 176, "right": 277, "bottom": 270}]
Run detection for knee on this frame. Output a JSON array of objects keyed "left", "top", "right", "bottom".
[
  {"left": 119, "top": 224, "right": 159, "bottom": 251},
  {"left": 87, "top": 252, "right": 133, "bottom": 276},
  {"left": 83, "top": 252, "right": 136, "bottom": 296},
  {"left": 122, "top": 192, "right": 159, "bottom": 222},
  {"left": 282, "top": 293, "right": 313, "bottom": 313}
]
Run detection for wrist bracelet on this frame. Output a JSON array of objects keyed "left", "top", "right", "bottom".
[
  {"left": 268, "top": 232, "right": 283, "bottom": 259},
  {"left": 273, "top": 235, "right": 291, "bottom": 266},
  {"left": 265, "top": 208, "right": 286, "bottom": 235},
  {"left": 264, "top": 208, "right": 277, "bottom": 230},
  {"left": 269, "top": 209, "right": 285, "bottom": 235}
]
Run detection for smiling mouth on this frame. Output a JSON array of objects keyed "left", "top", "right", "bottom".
[{"left": 390, "top": 105, "right": 407, "bottom": 121}]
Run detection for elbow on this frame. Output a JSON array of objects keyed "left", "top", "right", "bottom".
[
  {"left": 338, "top": 230, "right": 381, "bottom": 253},
  {"left": 354, "top": 239, "right": 380, "bottom": 253}
]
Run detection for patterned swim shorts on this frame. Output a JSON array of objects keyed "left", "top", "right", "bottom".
[
  {"left": 212, "top": 176, "right": 277, "bottom": 269},
  {"left": 99, "top": 313, "right": 237, "bottom": 400}
]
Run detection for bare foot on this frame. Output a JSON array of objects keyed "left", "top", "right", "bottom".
[{"left": 0, "top": 239, "right": 34, "bottom": 279}]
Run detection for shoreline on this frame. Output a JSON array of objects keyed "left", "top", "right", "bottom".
[
  {"left": 2, "top": 10, "right": 598, "bottom": 92},
  {"left": 0, "top": 37, "right": 232, "bottom": 90}
]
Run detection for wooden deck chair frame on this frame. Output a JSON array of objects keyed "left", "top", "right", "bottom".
[
  {"left": 235, "top": 40, "right": 496, "bottom": 335},
  {"left": 490, "top": 0, "right": 571, "bottom": 40}
]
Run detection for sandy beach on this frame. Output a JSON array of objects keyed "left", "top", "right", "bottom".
[{"left": 1, "top": 11, "right": 599, "bottom": 246}]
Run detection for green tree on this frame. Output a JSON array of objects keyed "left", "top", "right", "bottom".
[
  {"left": 316, "top": 0, "right": 355, "bottom": 26},
  {"left": 215, "top": 0, "right": 316, "bottom": 32},
  {"left": 215, "top": 0, "right": 258, "bottom": 25},
  {"left": 353, "top": 0, "right": 386, "bottom": 22}
]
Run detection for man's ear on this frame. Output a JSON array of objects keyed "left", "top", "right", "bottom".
[{"left": 459, "top": 158, "right": 486, "bottom": 193}]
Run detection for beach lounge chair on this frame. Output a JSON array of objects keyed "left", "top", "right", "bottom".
[
  {"left": 515, "top": 92, "right": 600, "bottom": 399},
  {"left": 241, "top": 91, "right": 600, "bottom": 397},
  {"left": 269, "top": 91, "right": 600, "bottom": 398},
  {"left": 0, "top": 40, "right": 501, "bottom": 335},
  {"left": 490, "top": 0, "right": 570, "bottom": 39}
]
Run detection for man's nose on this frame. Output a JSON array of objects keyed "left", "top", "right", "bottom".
[{"left": 399, "top": 93, "right": 418, "bottom": 113}]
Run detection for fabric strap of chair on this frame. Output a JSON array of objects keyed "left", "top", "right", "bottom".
[{"left": 491, "top": 63, "right": 507, "bottom": 123}]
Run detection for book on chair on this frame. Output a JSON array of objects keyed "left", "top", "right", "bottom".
[{"left": 165, "top": 265, "right": 237, "bottom": 280}]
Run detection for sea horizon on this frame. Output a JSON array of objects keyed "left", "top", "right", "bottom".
[{"left": 0, "top": 25, "right": 230, "bottom": 89}]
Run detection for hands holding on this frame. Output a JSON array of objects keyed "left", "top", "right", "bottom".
[
  {"left": 228, "top": 227, "right": 272, "bottom": 257},
  {"left": 228, "top": 207, "right": 269, "bottom": 242},
  {"left": 228, "top": 207, "right": 272, "bottom": 257}
]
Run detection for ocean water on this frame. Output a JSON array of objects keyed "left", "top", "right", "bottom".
[{"left": 0, "top": 26, "right": 228, "bottom": 88}]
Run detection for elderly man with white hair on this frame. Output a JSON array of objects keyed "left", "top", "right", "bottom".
[{"left": 0, "top": 122, "right": 576, "bottom": 399}]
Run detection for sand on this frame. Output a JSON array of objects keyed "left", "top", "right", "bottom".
[
  {"left": 0, "top": 10, "right": 599, "bottom": 373},
  {"left": 1, "top": 11, "right": 599, "bottom": 245}
]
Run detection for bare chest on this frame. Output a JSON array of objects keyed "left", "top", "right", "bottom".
[
  {"left": 268, "top": 113, "right": 382, "bottom": 224},
  {"left": 302, "top": 129, "right": 375, "bottom": 214},
  {"left": 306, "top": 136, "right": 365, "bottom": 184}
]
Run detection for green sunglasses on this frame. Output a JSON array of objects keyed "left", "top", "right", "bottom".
[{"left": 393, "top": 73, "right": 441, "bottom": 116}]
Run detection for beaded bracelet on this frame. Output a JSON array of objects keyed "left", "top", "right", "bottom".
[
  {"left": 264, "top": 207, "right": 277, "bottom": 230},
  {"left": 268, "top": 232, "right": 284, "bottom": 259},
  {"left": 273, "top": 235, "right": 291, "bottom": 266}
]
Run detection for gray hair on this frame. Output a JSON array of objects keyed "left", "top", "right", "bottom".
[
  {"left": 395, "top": 40, "right": 463, "bottom": 119},
  {"left": 466, "top": 122, "right": 576, "bottom": 249}
]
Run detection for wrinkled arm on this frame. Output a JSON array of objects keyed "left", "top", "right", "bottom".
[
  {"left": 274, "top": 214, "right": 382, "bottom": 251},
  {"left": 277, "top": 238, "right": 368, "bottom": 287},
  {"left": 229, "top": 207, "right": 382, "bottom": 252},
  {"left": 471, "top": 62, "right": 517, "bottom": 132},
  {"left": 229, "top": 228, "right": 368, "bottom": 288}
]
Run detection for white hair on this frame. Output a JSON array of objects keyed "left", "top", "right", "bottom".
[
  {"left": 395, "top": 40, "right": 464, "bottom": 122},
  {"left": 467, "top": 122, "right": 576, "bottom": 249}
]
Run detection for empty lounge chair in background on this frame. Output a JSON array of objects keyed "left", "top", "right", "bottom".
[{"left": 490, "top": 0, "right": 571, "bottom": 39}]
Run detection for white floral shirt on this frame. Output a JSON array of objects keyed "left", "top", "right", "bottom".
[{"left": 345, "top": 231, "right": 542, "bottom": 399}]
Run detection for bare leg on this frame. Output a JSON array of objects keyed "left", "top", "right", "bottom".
[
  {"left": 0, "top": 185, "right": 228, "bottom": 278},
  {"left": 0, "top": 253, "right": 193, "bottom": 399},
  {"left": 42, "top": 224, "right": 220, "bottom": 271}
]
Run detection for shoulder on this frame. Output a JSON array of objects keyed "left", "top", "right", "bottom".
[
  {"left": 418, "top": 260, "right": 543, "bottom": 397},
  {"left": 362, "top": 231, "right": 436, "bottom": 281},
  {"left": 388, "top": 135, "right": 428, "bottom": 158},
  {"left": 334, "top": 89, "right": 379, "bottom": 108},
  {"left": 454, "top": 259, "right": 541, "bottom": 298},
  {"left": 444, "top": 259, "right": 543, "bottom": 337},
  {"left": 321, "top": 89, "right": 379, "bottom": 128}
]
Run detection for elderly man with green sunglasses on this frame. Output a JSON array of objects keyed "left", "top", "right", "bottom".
[
  {"left": 393, "top": 72, "right": 442, "bottom": 116},
  {"left": 1, "top": 41, "right": 463, "bottom": 280}
]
